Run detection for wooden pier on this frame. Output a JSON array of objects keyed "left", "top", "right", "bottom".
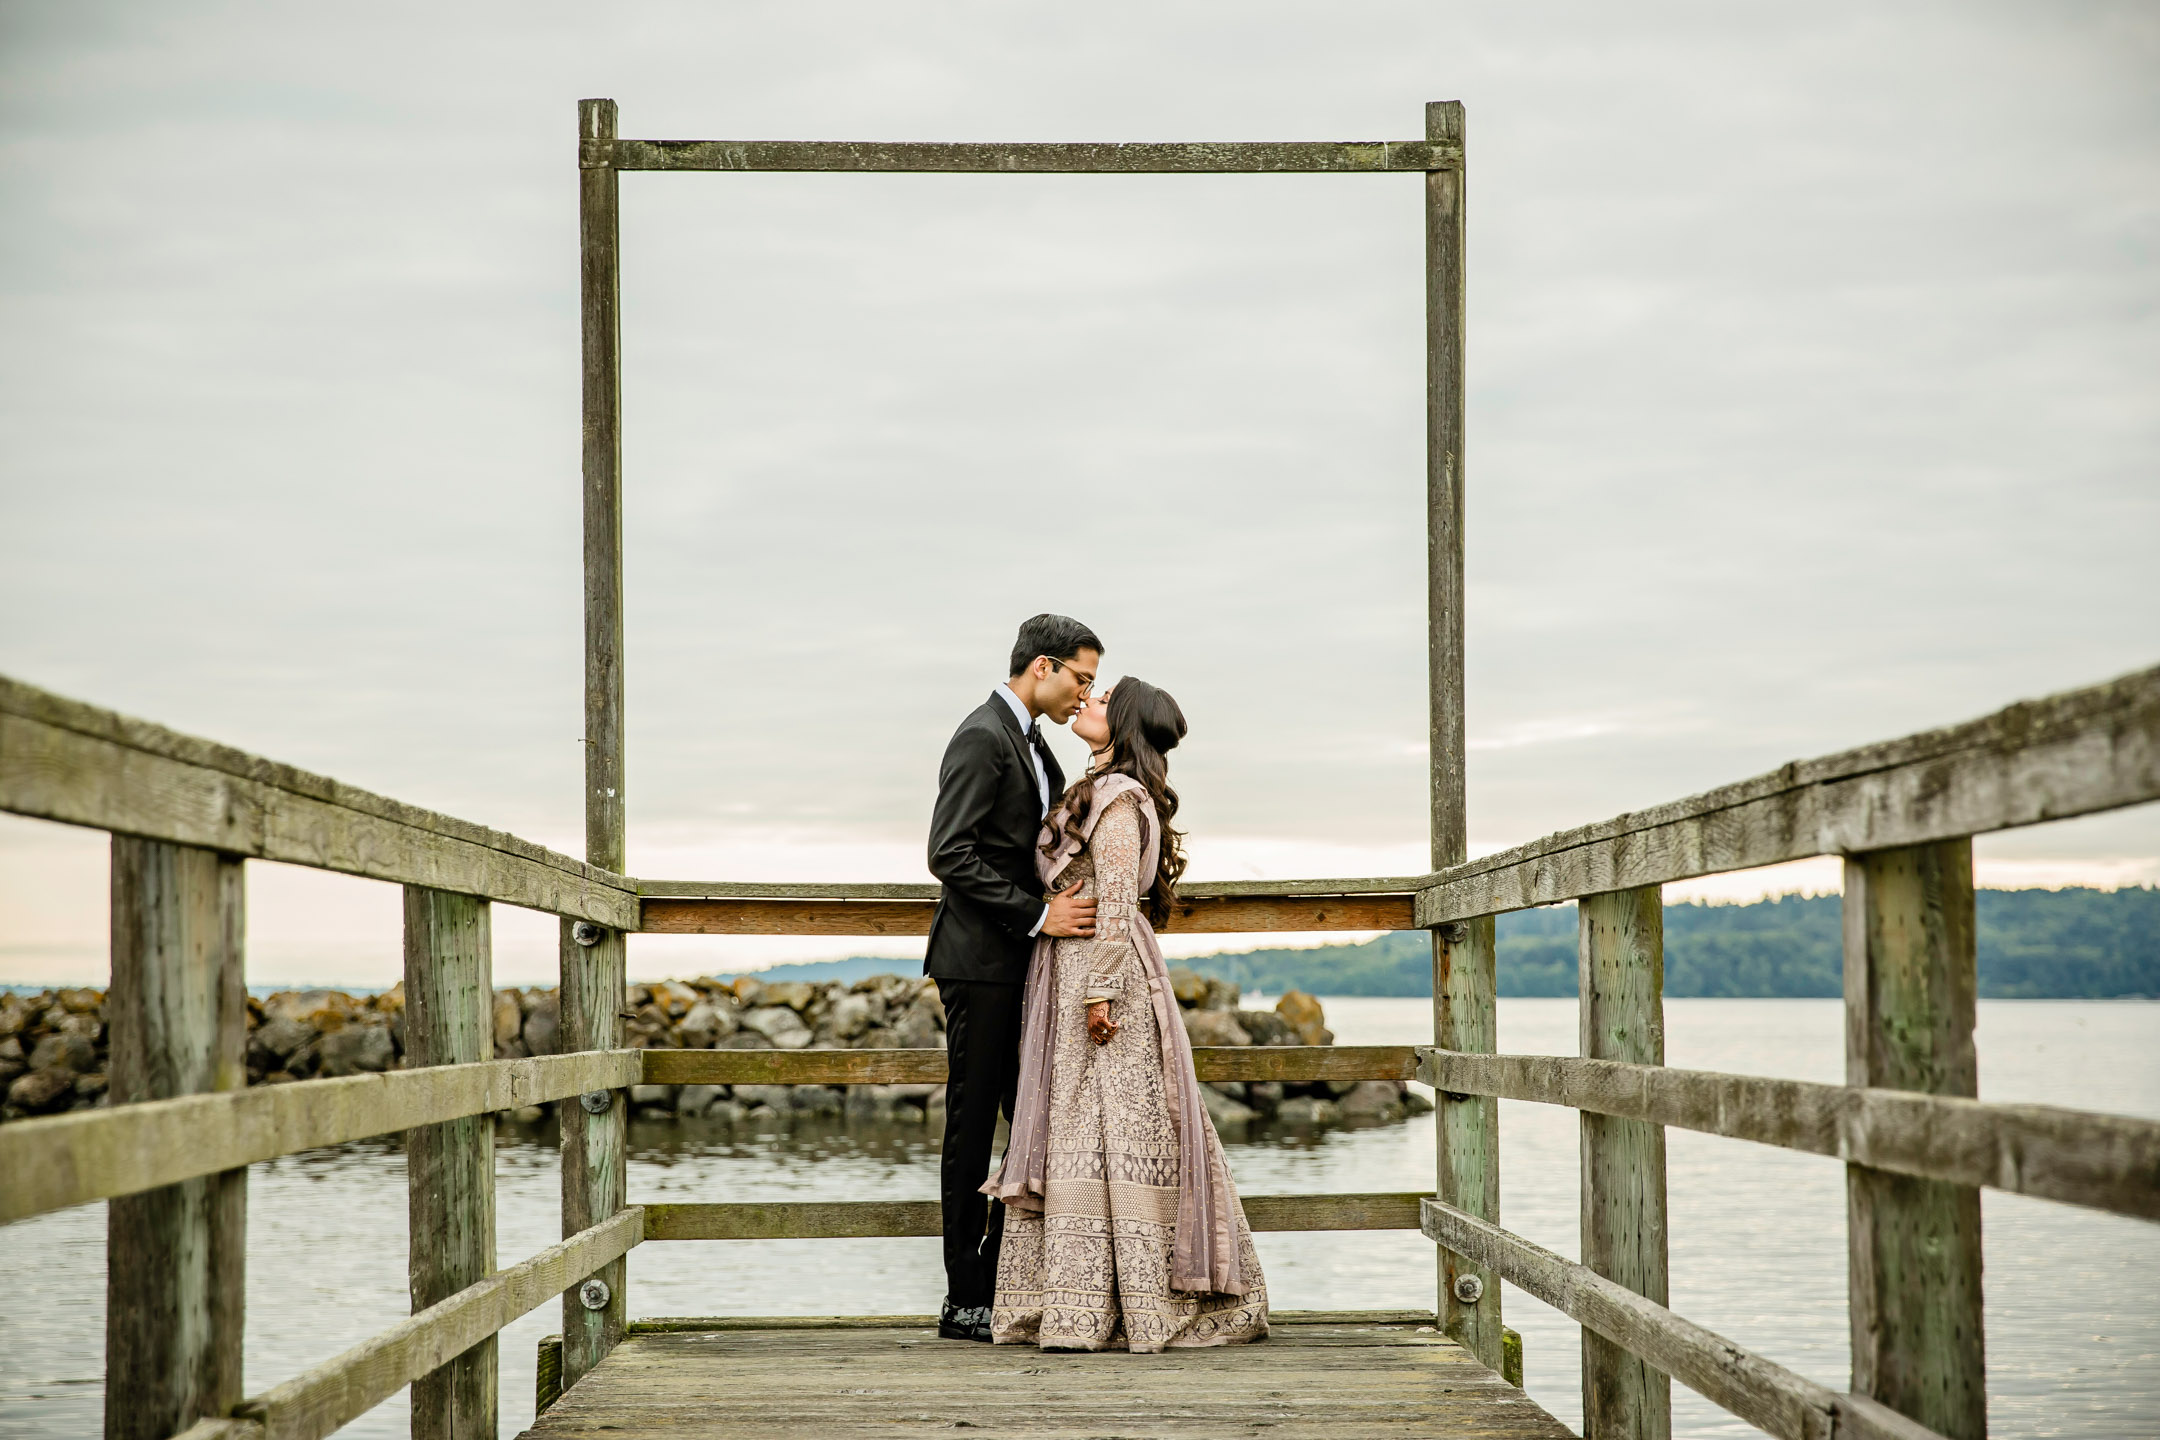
[
  {"left": 522, "top": 1314, "right": 1568, "bottom": 1440},
  {"left": 2, "top": 97, "right": 2157, "bottom": 1440}
]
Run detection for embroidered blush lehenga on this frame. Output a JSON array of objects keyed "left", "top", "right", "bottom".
[{"left": 982, "top": 774, "right": 1268, "bottom": 1352}]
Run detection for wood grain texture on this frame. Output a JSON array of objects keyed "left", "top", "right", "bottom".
[
  {"left": 636, "top": 876, "right": 1426, "bottom": 900},
  {"left": 234, "top": 1209, "right": 642, "bottom": 1440},
  {"left": 1578, "top": 887, "right": 1671, "bottom": 1440},
  {"left": 1, "top": 1049, "right": 641, "bottom": 1224},
  {"left": 1415, "top": 1050, "right": 2160, "bottom": 1220},
  {"left": 1425, "top": 98, "right": 1469, "bottom": 873},
  {"left": 1433, "top": 915, "right": 1502, "bottom": 1368},
  {"left": 403, "top": 887, "right": 497, "bottom": 1440},
  {"left": 558, "top": 916, "right": 627, "bottom": 1388},
  {"left": 105, "top": 837, "right": 247, "bottom": 1440},
  {"left": 621, "top": 1309, "right": 1441, "bottom": 1332},
  {"left": 0, "top": 677, "right": 636, "bottom": 927},
  {"left": 1421, "top": 1201, "right": 1950, "bottom": 1440},
  {"left": 169, "top": 1422, "right": 264, "bottom": 1440},
  {"left": 579, "top": 96, "right": 625, "bottom": 876},
  {"left": 603, "top": 138, "right": 1460, "bottom": 174},
  {"left": 641, "top": 1193, "right": 1429, "bottom": 1241},
  {"left": 638, "top": 891, "right": 1414, "bottom": 935},
  {"left": 520, "top": 1319, "right": 1569, "bottom": 1440},
  {"left": 638, "top": 1045, "right": 1416, "bottom": 1087},
  {"left": 1843, "top": 842, "right": 1985, "bottom": 1440},
  {"left": 1414, "top": 663, "right": 2160, "bottom": 925}
]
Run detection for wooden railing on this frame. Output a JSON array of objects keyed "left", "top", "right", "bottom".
[
  {"left": 8, "top": 665, "right": 2157, "bottom": 1439},
  {"left": 0, "top": 672, "right": 1437, "bottom": 1440}
]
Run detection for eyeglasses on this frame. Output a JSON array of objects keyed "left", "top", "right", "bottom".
[{"left": 1043, "top": 657, "right": 1097, "bottom": 697}]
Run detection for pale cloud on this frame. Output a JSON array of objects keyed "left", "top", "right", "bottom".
[{"left": 2, "top": 0, "right": 2155, "bottom": 984}]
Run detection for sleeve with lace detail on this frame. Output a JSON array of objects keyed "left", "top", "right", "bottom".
[{"left": 1079, "top": 793, "right": 1147, "bottom": 1006}]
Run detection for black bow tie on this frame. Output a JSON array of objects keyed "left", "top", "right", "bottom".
[{"left": 1025, "top": 721, "right": 1053, "bottom": 769}]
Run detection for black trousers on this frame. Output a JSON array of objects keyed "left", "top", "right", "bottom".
[{"left": 937, "top": 976, "right": 1025, "bottom": 1307}]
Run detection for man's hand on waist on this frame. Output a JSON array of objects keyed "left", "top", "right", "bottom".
[{"left": 1041, "top": 880, "right": 1097, "bottom": 939}]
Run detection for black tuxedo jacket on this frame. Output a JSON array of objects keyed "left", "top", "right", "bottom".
[{"left": 923, "top": 692, "right": 1066, "bottom": 986}]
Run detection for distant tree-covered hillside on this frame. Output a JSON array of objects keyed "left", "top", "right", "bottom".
[{"left": 1181, "top": 888, "right": 2158, "bottom": 1000}]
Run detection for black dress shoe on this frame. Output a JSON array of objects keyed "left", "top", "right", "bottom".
[{"left": 938, "top": 1299, "right": 993, "bottom": 1342}]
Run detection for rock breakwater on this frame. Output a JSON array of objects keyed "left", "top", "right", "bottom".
[{"left": 1, "top": 970, "right": 1428, "bottom": 1131}]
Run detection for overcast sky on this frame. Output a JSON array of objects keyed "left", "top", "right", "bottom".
[{"left": 3, "top": 1, "right": 2155, "bottom": 987}]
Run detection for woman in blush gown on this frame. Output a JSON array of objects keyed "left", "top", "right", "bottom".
[{"left": 982, "top": 677, "right": 1268, "bottom": 1352}]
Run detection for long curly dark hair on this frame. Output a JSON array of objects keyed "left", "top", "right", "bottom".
[{"left": 1042, "top": 677, "right": 1189, "bottom": 927}]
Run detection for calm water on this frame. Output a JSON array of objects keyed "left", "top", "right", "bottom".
[{"left": 2, "top": 999, "right": 2155, "bottom": 1439}]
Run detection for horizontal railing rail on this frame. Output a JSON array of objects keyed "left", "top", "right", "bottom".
[
  {"left": 1422, "top": 1200, "right": 1944, "bottom": 1440},
  {"left": 1415, "top": 663, "right": 2160, "bottom": 925},
  {"left": 641, "top": 1043, "right": 1417, "bottom": 1086},
  {"left": 3, "top": 1046, "right": 1409, "bottom": 1223},
  {"left": 1419, "top": 1048, "right": 2160, "bottom": 1221},
  {"left": 638, "top": 881, "right": 1420, "bottom": 935},
  {"left": 0, "top": 677, "right": 639, "bottom": 927},
  {"left": 233, "top": 1209, "right": 643, "bottom": 1440},
  {"left": 643, "top": 1192, "right": 1427, "bottom": 1241},
  {"left": 0, "top": 1051, "right": 643, "bottom": 1224},
  {"left": 597, "top": 138, "right": 1460, "bottom": 174}
]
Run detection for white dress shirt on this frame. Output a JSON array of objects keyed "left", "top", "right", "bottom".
[{"left": 998, "top": 683, "right": 1051, "bottom": 937}]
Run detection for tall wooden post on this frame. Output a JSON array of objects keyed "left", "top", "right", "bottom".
[
  {"left": 1424, "top": 96, "right": 1501, "bottom": 1370},
  {"left": 105, "top": 837, "right": 247, "bottom": 1440},
  {"left": 1844, "top": 840, "right": 1986, "bottom": 1439},
  {"left": 565, "top": 93, "right": 630, "bottom": 1388},
  {"left": 1578, "top": 886, "right": 1672, "bottom": 1439},
  {"left": 404, "top": 888, "right": 497, "bottom": 1440}
]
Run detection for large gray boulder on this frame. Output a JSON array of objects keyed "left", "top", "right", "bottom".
[
  {"left": 740, "top": 1006, "right": 813, "bottom": 1049},
  {"left": 318, "top": 1024, "right": 395, "bottom": 1077}
]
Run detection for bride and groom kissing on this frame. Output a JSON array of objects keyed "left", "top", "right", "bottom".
[{"left": 924, "top": 613, "right": 1268, "bottom": 1353}]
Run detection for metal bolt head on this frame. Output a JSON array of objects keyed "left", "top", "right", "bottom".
[
  {"left": 579, "top": 1090, "right": 612, "bottom": 1115},
  {"left": 578, "top": 1277, "right": 611, "bottom": 1311},
  {"left": 1452, "top": 1272, "right": 1485, "bottom": 1305},
  {"left": 571, "top": 921, "right": 605, "bottom": 948}
]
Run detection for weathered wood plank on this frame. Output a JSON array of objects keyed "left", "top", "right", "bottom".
[
  {"left": 634, "top": 875, "right": 1426, "bottom": 900},
  {"left": 601, "top": 138, "right": 1459, "bottom": 174},
  {"left": 169, "top": 1421, "right": 265, "bottom": 1440},
  {"left": 558, "top": 932, "right": 627, "bottom": 1388},
  {"left": 1844, "top": 842, "right": 1985, "bottom": 1439},
  {"left": 639, "top": 891, "right": 1414, "bottom": 935},
  {"left": 0, "top": 677, "right": 637, "bottom": 926},
  {"left": 235, "top": 1209, "right": 643, "bottom": 1440},
  {"left": 1421, "top": 1200, "right": 1950, "bottom": 1440},
  {"left": 1578, "top": 886, "right": 1671, "bottom": 1439},
  {"left": 1433, "top": 916, "right": 1502, "bottom": 1368},
  {"left": 1425, "top": 97, "right": 1469, "bottom": 875},
  {"left": 403, "top": 887, "right": 497, "bottom": 1440},
  {"left": 0, "top": 1050, "right": 640, "bottom": 1224},
  {"left": 105, "top": 836, "right": 248, "bottom": 1440},
  {"left": 638, "top": 1045, "right": 1416, "bottom": 1087},
  {"left": 524, "top": 1320, "right": 1569, "bottom": 1439},
  {"left": 621, "top": 1309, "right": 1442, "bottom": 1332},
  {"left": 1415, "top": 1049, "right": 2160, "bottom": 1220},
  {"left": 641, "top": 1193, "right": 1428, "bottom": 1241},
  {"left": 1415, "top": 663, "right": 2160, "bottom": 924}
]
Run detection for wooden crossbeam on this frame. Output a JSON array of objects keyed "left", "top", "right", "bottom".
[
  {"left": 639, "top": 1044, "right": 1417, "bottom": 1086},
  {"left": 0, "top": 675, "right": 638, "bottom": 927},
  {"left": 596, "top": 139, "right": 1458, "bottom": 174},
  {"left": 1420, "top": 1200, "right": 1947, "bottom": 1440},
  {"left": 235, "top": 1209, "right": 643, "bottom": 1440},
  {"left": 1415, "top": 663, "right": 2160, "bottom": 924},
  {"left": 0, "top": 1050, "right": 641, "bottom": 1224},
  {"left": 638, "top": 890, "right": 1415, "bottom": 935},
  {"left": 642, "top": 1192, "right": 1427, "bottom": 1241},
  {"left": 1418, "top": 1049, "right": 2160, "bottom": 1221}
]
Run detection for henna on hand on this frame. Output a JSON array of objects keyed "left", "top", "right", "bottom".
[{"left": 1085, "top": 1000, "right": 1119, "bottom": 1046}]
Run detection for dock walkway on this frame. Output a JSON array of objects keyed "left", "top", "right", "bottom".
[{"left": 521, "top": 1314, "right": 1573, "bottom": 1439}]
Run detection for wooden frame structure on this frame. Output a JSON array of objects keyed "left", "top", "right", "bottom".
[{"left": 1, "top": 97, "right": 2155, "bottom": 1440}]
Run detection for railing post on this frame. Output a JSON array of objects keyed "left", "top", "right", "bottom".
[
  {"left": 567, "top": 92, "right": 629, "bottom": 1388},
  {"left": 1843, "top": 840, "right": 1986, "bottom": 1439},
  {"left": 1424, "top": 95, "right": 1502, "bottom": 1371},
  {"left": 1578, "top": 886, "right": 1672, "bottom": 1439},
  {"left": 404, "top": 887, "right": 497, "bottom": 1439},
  {"left": 104, "top": 837, "right": 247, "bottom": 1440},
  {"left": 1434, "top": 916, "right": 1502, "bottom": 1366}
]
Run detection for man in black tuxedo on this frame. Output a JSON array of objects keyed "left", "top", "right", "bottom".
[{"left": 925, "top": 613, "right": 1103, "bottom": 1342}]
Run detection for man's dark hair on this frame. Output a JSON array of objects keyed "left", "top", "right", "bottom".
[{"left": 1008, "top": 614, "right": 1103, "bottom": 678}]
